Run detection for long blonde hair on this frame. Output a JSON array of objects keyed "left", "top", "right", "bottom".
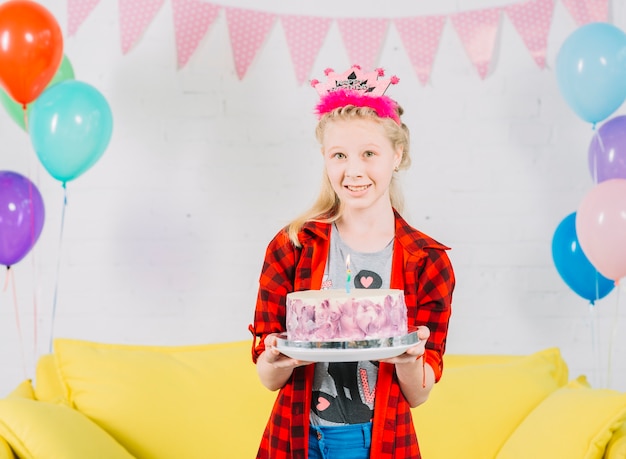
[{"left": 287, "top": 105, "right": 411, "bottom": 246}]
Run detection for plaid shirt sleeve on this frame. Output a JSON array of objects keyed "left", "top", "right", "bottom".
[
  {"left": 396, "top": 214, "right": 455, "bottom": 382},
  {"left": 411, "top": 247, "right": 454, "bottom": 381},
  {"left": 250, "top": 229, "right": 297, "bottom": 362},
  {"left": 250, "top": 226, "right": 318, "bottom": 459}
]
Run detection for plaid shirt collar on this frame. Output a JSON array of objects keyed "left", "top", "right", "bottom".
[{"left": 299, "top": 209, "right": 449, "bottom": 257}]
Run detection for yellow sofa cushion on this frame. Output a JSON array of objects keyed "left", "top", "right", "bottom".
[
  {"left": 6, "top": 380, "right": 34, "bottom": 400},
  {"left": 444, "top": 353, "right": 522, "bottom": 368},
  {"left": 496, "top": 377, "right": 626, "bottom": 459},
  {"left": 34, "top": 354, "right": 65, "bottom": 404},
  {"left": 53, "top": 338, "right": 275, "bottom": 459},
  {"left": 0, "top": 436, "right": 13, "bottom": 459},
  {"left": 606, "top": 422, "right": 626, "bottom": 459},
  {"left": 413, "top": 347, "right": 568, "bottom": 459},
  {"left": 0, "top": 398, "right": 134, "bottom": 459}
]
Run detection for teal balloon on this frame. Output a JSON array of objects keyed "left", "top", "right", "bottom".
[
  {"left": 551, "top": 212, "right": 614, "bottom": 304},
  {"left": 29, "top": 80, "right": 113, "bottom": 183},
  {"left": 556, "top": 23, "right": 626, "bottom": 124}
]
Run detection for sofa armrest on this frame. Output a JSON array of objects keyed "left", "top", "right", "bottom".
[
  {"left": 34, "top": 354, "right": 65, "bottom": 403},
  {"left": 0, "top": 436, "right": 16, "bottom": 459},
  {"left": 605, "top": 421, "right": 626, "bottom": 459},
  {"left": 0, "top": 398, "right": 134, "bottom": 459}
]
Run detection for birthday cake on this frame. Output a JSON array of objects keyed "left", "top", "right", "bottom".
[{"left": 285, "top": 289, "right": 407, "bottom": 341}]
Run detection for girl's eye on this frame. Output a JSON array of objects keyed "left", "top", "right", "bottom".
[
  {"left": 364, "top": 150, "right": 375, "bottom": 157},
  {"left": 333, "top": 152, "right": 346, "bottom": 159}
]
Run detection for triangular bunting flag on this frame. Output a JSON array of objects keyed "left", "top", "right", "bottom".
[
  {"left": 450, "top": 7, "right": 502, "bottom": 79},
  {"left": 394, "top": 15, "right": 446, "bottom": 86},
  {"left": 68, "top": 0, "right": 102, "bottom": 36},
  {"left": 281, "top": 15, "right": 332, "bottom": 85},
  {"left": 172, "top": 0, "right": 220, "bottom": 68},
  {"left": 336, "top": 18, "right": 389, "bottom": 71},
  {"left": 224, "top": 7, "right": 276, "bottom": 79},
  {"left": 505, "top": 0, "right": 554, "bottom": 69},
  {"left": 119, "top": 0, "right": 165, "bottom": 54},
  {"left": 561, "top": 0, "right": 609, "bottom": 25}
]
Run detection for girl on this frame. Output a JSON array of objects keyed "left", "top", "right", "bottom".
[{"left": 250, "top": 66, "right": 455, "bottom": 459}]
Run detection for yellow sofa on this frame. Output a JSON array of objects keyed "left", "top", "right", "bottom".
[{"left": 0, "top": 339, "right": 625, "bottom": 459}]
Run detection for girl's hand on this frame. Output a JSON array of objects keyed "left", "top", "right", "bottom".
[
  {"left": 379, "top": 325, "right": 430, "bottom": 365},
  {"left": 379, "top": 326, "right": 434, "bottom": 406},
  {"left": 263, "top": 333, "right": 313, "bottom": 369}
]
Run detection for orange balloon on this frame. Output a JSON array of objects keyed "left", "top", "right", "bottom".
[{"left": 0, "top": 0, "right": 63, "bottom": 105}]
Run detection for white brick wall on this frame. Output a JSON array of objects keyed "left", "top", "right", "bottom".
[{"left": 1, "top": 0, "right": 624, "bottom": 395}]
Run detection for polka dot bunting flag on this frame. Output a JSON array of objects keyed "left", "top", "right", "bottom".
[
  {"left": 282, "top": 15, "right": 332, "bottom": 85},
  {"left": 336, "top": 18, "right": 389, "bottom": 74},
  {"left": 224, "top": 7, "right": 276, "bottom": 80},
  {"left": 450, "top": 7, "right": 501, "bottom": 80},
  {"left": 119, "top": 0, "right": 165, "bottom": 54},
  {"left": 68, "top": 0, "right": 101, "bottom": 37},
  {"left": 394, "top": 15, "right": 446, "bottom": 86},
  {"left": 505, "top": 0, "right": 555, "bottom": 69},
  {"left": 172, "top": 0, "right": 220, "bottom": 68},
  {"left": 561, "top": 0, "right": 609, "bottom": 25}
]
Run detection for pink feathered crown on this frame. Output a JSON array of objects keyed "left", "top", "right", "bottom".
[{"left": 311, "top": 65, "right": 400, "bottom": 124}]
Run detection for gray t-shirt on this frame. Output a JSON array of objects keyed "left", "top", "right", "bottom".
[{"left": 310, "top": 224, "right": 393, "bottom": 426}]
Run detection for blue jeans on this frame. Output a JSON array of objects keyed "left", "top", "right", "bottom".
[{"left": 308, "top": 422, "right": 372, "bottom": 459}]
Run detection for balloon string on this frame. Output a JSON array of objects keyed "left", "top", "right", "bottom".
[
  {"left": 606, "top": 282, "right": 621, "bottom": 389},
  {"left": 595, "top": 270, "right": 600, "bottom": 304},
  {"left": 593, "top": 129, "right": 604, "bottom": 184},
  {"left": 49, "top": 184, "right": 68, "bottom": 353},
  {"left": 24, "top": 121, "right": 41, "bottom": 359},
  {"left": 27, "top": 173, "right": 39, "bottom": 358},
  {"left": 32, "top": 270, "right": 39, "bottom": 359},
  {"left": 588, "top": 302, "right": 602, "bottom": 387},
  {"left": 22, "top": 103, "right": 28, "bottom": 132},
  {"left": 31, "top": 248, "right": 39, "bottom": 360},
  {"left": 3, "top": 267, "right": 28, "bottom": 379}
]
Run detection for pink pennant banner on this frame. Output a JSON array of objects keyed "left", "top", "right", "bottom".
[
  {"left": 450, "top": 7, "right": 502, "bottom": 79},
  {"left": 225, "top": 7, "right": 276, "bottom": 79},
  {"left": 394, "top": 15, "right": 446, "bottom": 86},
  {"left": 67, "top": 0, "right": 102, "bottom": 36},
  {"left": 281, "top": 15, "right": 332, "bottom": 85},
  {"left": 505, "top": 0, "right": 554, "bottom": 69},
  {"left": 82, "top": 0, "right": 608, "bottom": 82},
  {"left": 336, "top": 18, "right": 389, "bottom": 71},
  {"left": 561, "top": 0, "right": 609, "bottom": 25},
  {"left": 172, "top": 0, "right": 220, "bottom": 68},
  {"left": 119, "top": 0, "right": 165, "bottom": 54}
]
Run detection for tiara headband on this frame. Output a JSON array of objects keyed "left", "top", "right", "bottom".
[{"left": 311, "top": 65, "right": 401, "bottom": 125}]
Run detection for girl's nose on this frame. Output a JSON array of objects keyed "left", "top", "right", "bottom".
[
  {"left": 345, "top": 159, "right": 363, "bottom": 178},
  {"left": 345, "top": 169, "right": 363, "bottom": 179}
]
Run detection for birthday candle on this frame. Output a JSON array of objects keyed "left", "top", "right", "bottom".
[{"left": 346, "top": 254, "right": 351, "bottom": 294}]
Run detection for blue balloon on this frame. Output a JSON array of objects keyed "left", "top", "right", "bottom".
[
  {"left": 29, "top": 80, "right": 113, "bottom": 184},
  {"left": 552, "top": 212, "right": 614, "bottom": 303},
  {"left": 556, "top": 23, "right": 626, "bottom": 124}
]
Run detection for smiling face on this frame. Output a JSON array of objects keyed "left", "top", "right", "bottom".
[{"left": 322, "top": 118, "right": 402, "bottom": 214}]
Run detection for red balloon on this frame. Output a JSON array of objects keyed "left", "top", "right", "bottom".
[{"left": 0, "top": 0, "right": 63, "bottom": 105}]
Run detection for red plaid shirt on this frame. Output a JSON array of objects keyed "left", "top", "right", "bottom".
[{"left": 250, "top": 210, "right": 454, "bottom": 459}]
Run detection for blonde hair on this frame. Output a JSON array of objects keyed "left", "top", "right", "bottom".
[{"left": 287, "top": 105, "right": 411, "bottom": 246}]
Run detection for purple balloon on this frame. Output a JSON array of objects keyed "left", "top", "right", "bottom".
[
  {"left": 588, "top": 115, "right": 626, "bottom": 183},
  {"left": 0, "top": 171, "right": 45, "bottom": 266}
]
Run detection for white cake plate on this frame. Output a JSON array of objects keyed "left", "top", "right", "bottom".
[{"left": 275, "top": 330, "right": 419, "bottom": 362}]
